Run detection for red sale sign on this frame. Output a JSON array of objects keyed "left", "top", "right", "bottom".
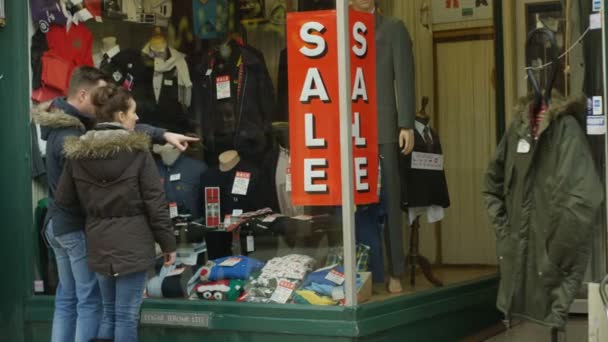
[{"left": 287, "top": 10, "right": 378, "bottom": 206}]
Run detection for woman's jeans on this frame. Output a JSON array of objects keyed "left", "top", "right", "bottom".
[{"left": 96, "top": 271, "right": 147, "bottom": 342}]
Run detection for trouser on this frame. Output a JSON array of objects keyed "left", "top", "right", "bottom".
[
  {"left": 355, "top": 204, "right": 385, "bottom": 283},
  {"left": 45, "top": 221, "right": 101, "bottom": 342},
  {"left": 96, "top": 271, "right": 147, "bottom": 342},
  {"left": 379, "top": 143, "right": 406, "bottom": 277}
]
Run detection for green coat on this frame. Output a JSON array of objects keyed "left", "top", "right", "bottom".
[{"left": 483, "top": 96, "right": 603, "bottom": 329}]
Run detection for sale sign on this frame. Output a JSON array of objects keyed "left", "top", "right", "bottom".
[{"left": 287, "top": 10, "right": 378, "bottom": 206}]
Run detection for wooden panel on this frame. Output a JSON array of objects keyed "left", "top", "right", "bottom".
[{"left": 435, "top": 39, "right": 498, "bottom": 265}]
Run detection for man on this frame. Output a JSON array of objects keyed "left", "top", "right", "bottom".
[
  {"left": 32, "top": 66, "right": 198, "bottom": 342},
  {"left": 351, "top": 0, "right": 416, "bottom": 293}
]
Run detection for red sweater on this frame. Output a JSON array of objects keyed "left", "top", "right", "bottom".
[{"left": 46, "top": 24, "right": 94, "bottom": 67}]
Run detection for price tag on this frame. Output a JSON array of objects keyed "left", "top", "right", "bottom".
[
  {"left": 593, "top": 96, "right": 603, "bottom": 115},
  {"left": 164, "top": 79, "right": 174, "bottom": 86},
  {"left": 216, "top": 75, "right": 231, "bottom": 99},
  {"left": 34, "top": 280, "right": 45, "bottom": 293},
  {"left": 232, "top": 209, "right": 243, "bottom": 217},
  {"left": 270, "top": 280, "right": 296, "bottom": 304},
  {"left": 169, "top": 202, "right": 178, "bottom": 218},
  {"left": 325, "top": 269, "right": 345, "bottom": 285},
  {"left": 262, "top": 215, "right": 279, "bottom": 223},
  {"left": 246, "top": 235, "right": 255, "bottom": 252},
  {"left": 331, "top": 286, "right": 345, "bottom": 301},
  {"left": 411, "top": 152, "right": 444, "bottom": 171},
  {"left": 231, "top": 172, "right": 251, "bottom": 195},
  {"left": 517, "top": 139, "right": 531, "bottom": 154},
  {"left": 170, "top": 173, "right": 181, "bottom": 182},
  {"left": 219, "top": 257, "right": 242, "bottom": 267}
]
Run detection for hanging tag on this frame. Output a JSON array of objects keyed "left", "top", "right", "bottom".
[
  {"left": 593, "top": 0, "right": 602, "bottom": 12},
  {"left": 411, "top": 152, "right": 444, "bottom": 170},
  {"left": 205, "top": 69, "right": 212, "bottom": 76},
  {"left": 219, "top": 257, "right": 242, "bottom": 267},
  {"left": 231, "top": 172, "right": 251, "bottom": 195},
  {"left": 593, "top": 96, "right": 603, "bottom": 115},
  {"left": 325, "top": 269, "right": 345, "bottom": 285},
  {"left": 216, "top": 75, "right": 231, "bottom": 99},
  {"left": 169, "top": 202, "right": 178, "bottom": 218},
  {"left": 246, "top": 235, "right": 255, "bottom": 252},
  {"left": 285, "top": 167, "right": 292, "bottom": 192},
  {"left": 270, "top": 280, "right": 296, "bottom": 304},
  {"left": 232, "top": 209, "right": 243, "bottom": 217},
  {"left": 516, "top": 139, "right": 531, "bottom": 154},
  {"left": 590, "top": 13, "right": 602, "bottom": 30},
  {"left": 164, "top": 79, "right": 174, "bottom": 86},
  {"left": 170, "top": 173, "right": 181, "bottom": 182}
]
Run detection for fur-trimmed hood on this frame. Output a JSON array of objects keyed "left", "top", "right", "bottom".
[
  {"left": 63, "top": 126, "right": 151, "bottom": 160},
  {"left": 31, "top": 101, "right": 86, "bottom": 131},
  {"left": 513, "top": 94, "right": 586, "bottom": 138}
]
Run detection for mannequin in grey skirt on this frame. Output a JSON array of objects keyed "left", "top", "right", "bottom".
[{"left": 351, "top": 0, "right": 416, "bottom": 293}]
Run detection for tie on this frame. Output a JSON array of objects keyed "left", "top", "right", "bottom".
[
  {"left": 423, "top": 126, "right": 433, "bottom": 152},
  {"left": 100, "top": 53, "right": 110, "bottom": 69}
]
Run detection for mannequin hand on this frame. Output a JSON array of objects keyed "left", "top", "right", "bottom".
[
  {"left": 164, "top": 132, "right": 199, "bottom": 152},
  {"left": 399, "top": 129, "right": 415, "bottom": 155},
  {"left": 163, "top": 252, "right": 176, "bottom": 266}
]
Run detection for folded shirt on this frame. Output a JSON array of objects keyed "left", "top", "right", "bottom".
[{"left": 200, "top": 256, "right": 265, "bottom": 282}]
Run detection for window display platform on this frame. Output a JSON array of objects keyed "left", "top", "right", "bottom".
[{"left": 24, "top": 276, "right": 501, "bottom": 342}]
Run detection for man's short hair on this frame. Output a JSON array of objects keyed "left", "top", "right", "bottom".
[{"left": 67, "top": 66, "right": 109, "bottom": 97}]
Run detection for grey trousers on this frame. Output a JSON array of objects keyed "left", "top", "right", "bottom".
[{"left": 380, "top": 143, "right": 405, "bottom": 277}]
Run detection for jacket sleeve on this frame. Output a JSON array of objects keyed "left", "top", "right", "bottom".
[
  {"left": 551, "top": 117, "right": 603, "bottom": 272},
  {"left": 55, "top": 160, "right": 79, "bottom": 209},
  {"left": 135, "top": 124, "right": 166, "bottom": 145},
  {"left": 138, "top": 151, "right": 176, "bottom": 253},
  {"left": 392, "top": 20, "right": 415, "bottom": 130},
  {"left": 482, "top": 133, "right": 509, "bottom": 239}
]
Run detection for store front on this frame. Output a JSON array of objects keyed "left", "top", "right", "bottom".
[{"left": 0, "top": 0, "right": 606, "bottom": 341}]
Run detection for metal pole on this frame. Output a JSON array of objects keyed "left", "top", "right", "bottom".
[
  {"left": 603, "top": 0, "right": 608, "bottom": 277},
  {"left": 336, "top": 1, "right": 357, "bottom": 306}
]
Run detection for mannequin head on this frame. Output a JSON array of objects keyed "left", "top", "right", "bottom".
[
  {"left": 218, "top": 150, "right": 240, "bottom": 172},
  {"left": 351, "top": 0, "right": 376, "bottom": 13},
  {"left": 102, "top": 36, "right": 117, "bottom": 52},
  {"left": 149, "top": 27, "right": 168, "bottom": 54},
  {"left": 153, "top": 143, "right": 182, "bottom": 166}
]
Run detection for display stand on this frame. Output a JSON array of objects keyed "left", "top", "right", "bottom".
[{"left": 405, "top": 217, "right": 443, "bottom": 287}]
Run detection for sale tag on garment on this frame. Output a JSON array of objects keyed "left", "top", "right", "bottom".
[
  {"left": 325, "top": 269, "right": 346, "bottom": 285},
  {"left": 517, "top": 139, "right": 531, "bottom": 154},
  {"left": 170, "top": 173, "right": 181, "bottom": 182},
  {"left": 216, "top": 75, "right": 231, "bottom": 99},
  {"left": 219, "top": 257, "right": 242, "bottom": 267},
  {"left": 270, "top": 280, "right": 296, "bottom": 304},
  {"left": 246, "top": 235, "right": 255, "bottom": 252},
  {"left": 169, "top": 202, "right": 178, "bottom": 218},
  {"left": 231, "top": 172, "right": 251, "bottom": 195},
  {"left": 411, "top": 152, "right": 444, "bottom": 171}
]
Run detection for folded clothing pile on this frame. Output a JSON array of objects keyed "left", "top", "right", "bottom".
[
  {"left": 242, "top": 254, "right": 316, "bottom": 304},
  {"left": 190, "top": 256, "right": 264, "bottom": 301},
  {"left": 295, "top": 265, "right": 362, "bottom": 306},
  {"left": 146, "top": 263, "right": 194, "bottom": 299}
]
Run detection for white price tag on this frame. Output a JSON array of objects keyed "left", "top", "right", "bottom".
[
  {"left": 219, "top": 257, "right": 242, "bottom": 267},
  {"left": 587, "top": 116, "right": 607, "bottom": 135},
  {"left": 205, "top": 69, "right": 212, "bottom": 76},
  {"left": 411, "top": 152, "right": 444, "bottom": 171},
  {"left": 262, "top": 215, "right": 279, "bottom": 223},
  {"left": 232, "top": 209, "right": 243, "bottom": 217},
  {"left": 593, "top": 0, "right": 602, "bottom": 12},
  {"left": 593, "top": 96, "right": 603, "bottom": 115},
  {"left": 590, "top": 13, "right": 602, "bottom": 30},
  {"left": 170, "top": 173, "right": 181, "bottom": 182},
  {"left": 216, "top": 75, "right": 231, "bottom": 99},
  {"left": 331, "top": 286, "right": 345, "bottom": 301},
  {"left": 246, "top": 235, "right": 255, "bottom": 252},
  {"left": 516, "top": 139, "right": 531, "bottom": 154},
  {"left": 164, "top": 79, "right": 174, "bottom": 86},
  {"left": 169, "top": 202, "right": 178, "bottom": 218},
  {"left": 34, "top": 280, "right": 45, "bottom": 293},
  {"left": 167, "top": 267, "right": 186, "bottom": 277},
  {"left": 285, "top": 167, "right": 292, "bottom": 192},
  {"left": 270, "top": 280, "right": 296, "bottom": 304},
  {"left": 231, "top": 172, "right": 251, "bottom": 195},
  {"left": 325, "top": 269, "right": 345, "bottom": 285}
]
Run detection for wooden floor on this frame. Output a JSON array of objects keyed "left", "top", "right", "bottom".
[{"left": 368, "top": 265, "right": 499, "bottom": 303}]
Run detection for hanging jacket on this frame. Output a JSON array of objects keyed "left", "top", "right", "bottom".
[
  {"left": 55, "top": 124, "right": 176, "bottom": 276},
  {"left": 482, "top": 95, "right": 603, "bottom": 329},
  {"left": 156, "top": 155, "right": 208, "bottom": 219},
  {"left": 399, "top": 119, "right": 450, "bottom": 209},
  {"left": 191, "top": 43, "right": 275, "bottom": 163}
]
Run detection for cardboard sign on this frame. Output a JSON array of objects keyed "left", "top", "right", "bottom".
[{"left": 287, "top": 10, "right": 378, "bottom": 206}]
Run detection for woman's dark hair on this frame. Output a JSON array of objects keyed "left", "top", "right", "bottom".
[{"left": 90, "top": 84, "right": 134, "bottom": 123}]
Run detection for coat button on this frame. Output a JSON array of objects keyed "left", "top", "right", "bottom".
[
  {"left": 538, "top": 272, "right": 543, "bottom": 276},
  {"left": 499, "top": 256, "right": 504, "bottom": 260}
]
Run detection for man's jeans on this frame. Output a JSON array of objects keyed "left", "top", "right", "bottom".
[
  {"left": 96, "top": 271, "right": 147, "bottom": 342},
  {"left": 45, "top": 221, "right": 101, "bottom": 342}
]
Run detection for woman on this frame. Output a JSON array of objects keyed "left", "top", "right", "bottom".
[{"left": 56, "top": 84, "right": 176, "bottom": 342}]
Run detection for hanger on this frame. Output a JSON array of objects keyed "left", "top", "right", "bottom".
[{"left": 525, "top": 27, "right": 560, "bottom": 113}]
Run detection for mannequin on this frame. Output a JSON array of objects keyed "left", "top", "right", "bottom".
[
  {"left": 153, "top": 143, "right": 208, "bottom": 219},
  {"left": 136, "top": 27, "right": 192, "bottom": 132},
  {"left": 219, "top": 150, "right": 240, "bottom": 172},
  {"left": 351, "top": 0, "right": 416, "bottom": 293}
]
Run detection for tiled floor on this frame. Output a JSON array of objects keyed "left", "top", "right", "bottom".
[{"left": 484, "top": 318, "right": 588, "bottom": 342}]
